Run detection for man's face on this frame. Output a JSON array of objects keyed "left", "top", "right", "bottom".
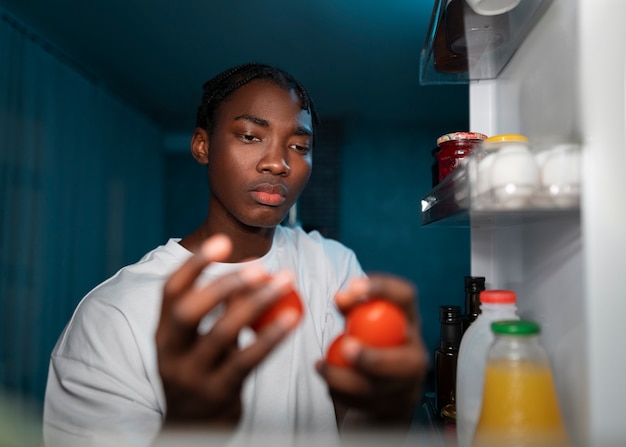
[{"left": 206, "top": 79, "right": 313, "bottom": 230}]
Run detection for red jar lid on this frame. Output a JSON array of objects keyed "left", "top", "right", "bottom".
[
  {"left": 437, "top": 131, "right": 488, "bottom": 146},
  {"left": 480, "top": 289, "right": 517, "bottom": 304}
]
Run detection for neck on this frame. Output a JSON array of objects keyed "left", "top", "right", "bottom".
[{"left": 179, "top": 217, "right": 277, "bottom": 263}]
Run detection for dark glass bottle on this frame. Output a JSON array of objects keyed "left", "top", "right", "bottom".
[
  {"left": 431, "top": 146, "right": 441, "bottom": 188},
  {"left": 463, "top": 276, "right": 486, "bottom": 333},
  {"left": 433, "top": 2, "right": 474, "bottom": 74},
  {"left": 435, "top": 305, "right": 463, "bottom": 420}
]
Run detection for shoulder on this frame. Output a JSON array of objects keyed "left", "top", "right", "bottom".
[
  {"left": 89, "top": 239, "right": 189, "bottom": 307},
  {"left": 53, "top": 240, "right": 189, "bottom": 356}
]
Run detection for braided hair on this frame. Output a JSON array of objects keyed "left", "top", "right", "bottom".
[{"left": 195, "top": 62, "right": 320, "bottom": 142}]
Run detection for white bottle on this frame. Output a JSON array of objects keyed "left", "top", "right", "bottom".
[{"left": 455, "top": 289, "right": 519, "bottom": 447}]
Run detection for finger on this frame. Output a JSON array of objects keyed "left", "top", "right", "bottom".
[
  {"left": 174, "top": 263, "right": 269, "bottom": 324},
  {"left": 216, "top": 308, "right": 301, "bottom": 387},
  {"left": 349, "top": 338, "right": 429, "bottom": 379},
  {"left": 336, "top": 274, "right": 419, "bottom": 326},
  {"left": 334, "top": 277, "right": 370, "bottom": 315},
  {"left": 190, "top": 271, "right": 295, "bottom": 367},
  {"left": 316, "top": 356, "right": 373, "bottom": 395},
  {"left": 329, "top": 384, "right": 416, "bottom": 423},
  {"left": 322, "top": 334, "right": 427, "bottom": 380},
  {"left": 157, "top": 235, "right": 232, "bottom": 353},
  {"left": 158, "top": 266, "right": 272, "bottom": 357},
  {"left": 162, "top": 234, "right": 232, "bottom": 309},
  {"left": 365, "top": 275, "right": 418, "bottom": 325},
  {"left": 317, "top": 348, "right": 424, "bottom": 419},
  {"left": 367, "top": 274, "right": 417, "bottom": 310},
  {"left": 158, "top": 234, "right": 260, "bottom": 356}
]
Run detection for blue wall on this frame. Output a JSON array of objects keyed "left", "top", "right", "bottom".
[
  {"left": 0, "top": 15, "right": 165, "bottom": 430},
  {"left": 339, "top": 119, "right": 471, "bottom": 372}
]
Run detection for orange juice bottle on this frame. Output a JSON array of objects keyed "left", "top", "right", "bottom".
[{"left": 473, "top": 320, "right": 569, "bottom": 447}]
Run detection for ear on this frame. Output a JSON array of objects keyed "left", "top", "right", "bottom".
[{"left": 190, "top": 128, "right": 209, "bottom": 165}]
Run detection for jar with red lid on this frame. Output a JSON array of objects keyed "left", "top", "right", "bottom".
[{"left": 436, "top": 132, "right": 487, "bottom": 182}]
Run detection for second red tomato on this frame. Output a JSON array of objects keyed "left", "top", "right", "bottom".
[
  {"left": 326, "top": 333, "right": 351, "bottom": 367},
  {"left": 345, "top": 299, "right": 407, "bottom": 347}
]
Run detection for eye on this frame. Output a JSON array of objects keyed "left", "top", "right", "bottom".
[
  {"left": 237, "top": 134, "right": 261, "bottom": 143},
  {"left": 290, "top": 144, "right": 311, "bottom": 154}
]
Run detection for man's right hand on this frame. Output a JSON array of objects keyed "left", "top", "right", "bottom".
[{"left": 155, "top": 234, "right": 300, "bottom": 425}]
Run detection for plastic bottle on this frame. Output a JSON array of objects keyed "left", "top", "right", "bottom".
[
  {"left": 435, "top": 305, "right": 463, "bottom": 420},
  {"left": 456, "top": 289, "right": 519, "bottom": 447},
  {"left": 473, "top": 320, "right": 569, "bottom": 447}
]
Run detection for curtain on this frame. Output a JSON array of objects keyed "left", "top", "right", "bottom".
[{"left": 0, "top": 9, "right": 165, "bottom": 439}]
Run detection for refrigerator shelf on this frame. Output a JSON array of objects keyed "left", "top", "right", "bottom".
[
  {"left": 419, "top": 0, "right": 553, "bottom": 85},
  {"left": 420, "top": 156, "right": 580, "bottom": 227}
]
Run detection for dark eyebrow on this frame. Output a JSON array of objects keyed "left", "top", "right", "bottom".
[
  {"left": 295, "top": 126, "right": 313, "bottom": 137},
  {"left": 234, "top": 114, "right": 269, "bottom": 127},
  {"left": 235, "top": 113, "right": 313, "bottom": 138}
]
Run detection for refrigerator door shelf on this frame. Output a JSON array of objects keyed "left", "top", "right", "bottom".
[
  {"left": 419, "top": 0, "right": 553, "bottom": 85},
  {"left": 421, "top": 150, "right": 580, "bottom": 227}
]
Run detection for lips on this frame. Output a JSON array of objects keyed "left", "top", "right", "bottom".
[{"left": 250, "top": 182, "right": 288, "bottom": 206}]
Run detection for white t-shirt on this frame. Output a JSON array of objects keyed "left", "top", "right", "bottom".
[{"left": 43, "top": 226, "right": 365, "bottom": 447}]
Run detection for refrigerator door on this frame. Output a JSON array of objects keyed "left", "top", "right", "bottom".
[{"left": 469, "top": 0, "right": 626, "bottom": 445}]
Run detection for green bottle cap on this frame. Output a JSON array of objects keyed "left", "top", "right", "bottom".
[{"left": 491, "top": 320, "right": 540, "bottom": 336}]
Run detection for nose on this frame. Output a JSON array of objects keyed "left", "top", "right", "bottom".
[{"left": 258, "top": 143, "right": 290, "bottom": 176}]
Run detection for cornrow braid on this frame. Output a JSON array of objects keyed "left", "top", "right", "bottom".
[{"left": 195, "top": 62, "right": 320, "bottom": 143}]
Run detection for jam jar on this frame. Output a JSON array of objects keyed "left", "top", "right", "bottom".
[{"left": 436, "top": 131, "right": 487, "bottom": 182}]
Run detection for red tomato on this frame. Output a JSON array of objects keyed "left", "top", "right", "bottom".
[
  {"left": 326, "top": 333, "right": 351, "bottom": 367},
  {"left": 251, "top": 288, "right": 304, "bottom": 333},
  {"left": 345, "top": 299, "right": 407, "bottom": 347}
]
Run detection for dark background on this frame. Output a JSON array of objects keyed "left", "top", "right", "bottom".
[{"left": 0, "top": 0, "right": 470, "bottom": 418}]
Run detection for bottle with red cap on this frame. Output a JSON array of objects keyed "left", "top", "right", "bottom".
[{"left": 455, "top": 289, "right": 520, "bottom": 447}]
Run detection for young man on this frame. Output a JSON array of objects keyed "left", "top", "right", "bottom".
[{"left": 43, "top": 63, "right": 427, "bottom": 447}]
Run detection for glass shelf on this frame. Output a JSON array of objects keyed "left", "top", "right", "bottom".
[
  {"left": 419, "top": 0, "right": 553, "bottom": 85},
  {"left": 420, "top": 154, "right": 580, "bottom": 227}
]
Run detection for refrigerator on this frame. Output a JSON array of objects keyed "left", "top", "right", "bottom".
[{"left": 420, "top": 0, "right": 626, "bottom": 445}]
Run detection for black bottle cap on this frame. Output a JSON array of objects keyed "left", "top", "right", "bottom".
[
  {"left": 439, "top": 305, "right": 463, "bottom": 345},
  {"left": 464, "top": 276, "right": 486, "bottom": 292}
]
